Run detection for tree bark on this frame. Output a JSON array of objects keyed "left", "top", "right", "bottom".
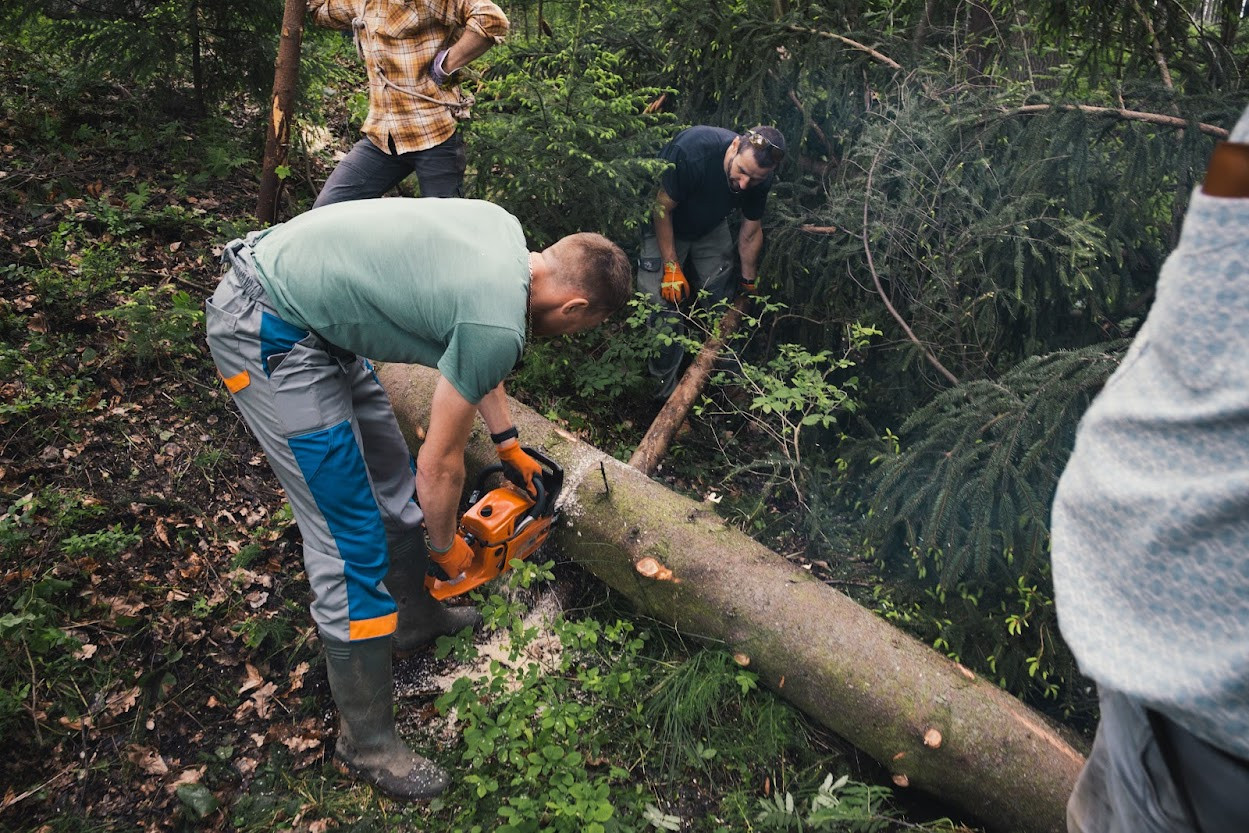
[
  {"left": 629, "top": 296, "right": 748, "bottom": 476},
  {"left": 257, "top": 0, "right": 306, "bottom": 224},
  {"left": 377, "top": 363, "right": 1086, "bottom": 833}
]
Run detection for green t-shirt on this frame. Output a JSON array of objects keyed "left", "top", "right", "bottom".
[{"left": 250, "top": 198, "right": 529, "bottom": 404}]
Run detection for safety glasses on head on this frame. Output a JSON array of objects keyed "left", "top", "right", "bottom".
[{"left": 745, "top": 130, "right": 785, "bottom": 165}]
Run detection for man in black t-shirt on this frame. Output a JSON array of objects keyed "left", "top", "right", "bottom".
[{"left": 637, "top": 125, "right": 785, "bottom": 399}]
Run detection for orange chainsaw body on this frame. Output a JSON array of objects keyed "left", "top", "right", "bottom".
[{"left": 425, "top": 448, "right": 562, "bottom": 600}]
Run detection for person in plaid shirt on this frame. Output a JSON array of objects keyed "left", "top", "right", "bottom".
[{"left": 308, "top": 0, "right": 509, "bottom": 206}]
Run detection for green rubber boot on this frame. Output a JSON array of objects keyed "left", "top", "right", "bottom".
[
  {"left": 323, "top": 635, "right": 449, "bottom": 800},
  {"left": 385, "top": 531, "right": 482, "bottom": 657}
]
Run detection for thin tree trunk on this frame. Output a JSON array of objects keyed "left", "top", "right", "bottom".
[
  {"left": 257, "top": 0, "right": 306, "bottom": 224},
  {"left": 629, "top": 296, "right": 748, "bottom": 476},
  {"left": 188, "top": 0, "right": 205, "bottom": 117},
  {"left": 377, "top": 363, "right": 1086, "bottom": 833}
]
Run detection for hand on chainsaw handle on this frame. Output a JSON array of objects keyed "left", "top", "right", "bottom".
[
  {"left": 496, "top": 439, "right": 542, "bottom": 498},
  {"left": 427, "top": 534, "right": 473, "bottom": 580},
  {"left": 660, "top": 261, "right": 690, "bottom": 305}
]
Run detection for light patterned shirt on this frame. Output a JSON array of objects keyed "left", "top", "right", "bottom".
[
  {"left": 1051, "top": 106, "right": 1249, "bottom": 759},
  {"left": 309, "top": 0, "right": 508, "bottom": 154}
]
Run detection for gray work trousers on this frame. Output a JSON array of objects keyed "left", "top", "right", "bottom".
[
  {"left": 636, "top": 221, "right": 736, "bottom": 399},
  {"left": 1068, "top": 687, "right": 1249, "bottom": 833},
  {"left": 205, "top": 241, "right": 424, "bottom": 642}
]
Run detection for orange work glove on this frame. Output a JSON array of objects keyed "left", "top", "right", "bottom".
[
  {"left": 496, "top": 439, "right": 542, "bottom": 497},
  {"left": 660, "top": 261, "right": 690, "bottom": 305},
  {"left": 428, "top": 534, "right": 473, "bottom": 580}
]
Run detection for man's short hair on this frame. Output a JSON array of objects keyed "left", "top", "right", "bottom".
[
  {"left": 548, "top": 232, "right": 633, "bottom": 314},
  {"left": 742, "top": 125, "right": 786, "bottom": 169}
]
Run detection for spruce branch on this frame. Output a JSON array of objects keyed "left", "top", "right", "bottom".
[
  {"left": 993, "top": 104, "right": 1228, "bottom": 138},
  {"left": 783, "top": 24, "right": 903, "bottom": 70},
  {"left": 862, "top": 147, "right": 961, "bottom": 388}
]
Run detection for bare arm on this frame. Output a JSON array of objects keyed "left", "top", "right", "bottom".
[
  {"left": 442, "top": 29, "right": 497, "bottom": 73},
  {"left": 738, "top": 218, "right": 763, "bottom": 284},
  {"left": 438, "top": 0, "right": 508, "bottom": 71},
  {"left": 474, "top": 382, "right": 516, "bottom": 436},
  {"left": 653, "top": 188, "right": 680, "bottom": 264},
  {"left": 415, "top": 375, "right": 476, "bottom": 550}
]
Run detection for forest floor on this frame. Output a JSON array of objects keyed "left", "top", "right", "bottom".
[{"left": 0, "top": 63, "right": 963, "bottom": 833}]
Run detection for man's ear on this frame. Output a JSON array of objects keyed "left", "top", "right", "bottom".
[{"left": 560, "top": 297, "right": 590, "bottom": 316}]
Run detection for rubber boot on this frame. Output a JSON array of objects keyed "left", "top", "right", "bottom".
[
  {"left": 647, "top": 307, "right": 686, "bottom": 401},
  {"left": 386, "top": 531, "right": 482, "bottom": 656},
  {"left": 323, "top": 635, "right": 449, "bottom": 800}
]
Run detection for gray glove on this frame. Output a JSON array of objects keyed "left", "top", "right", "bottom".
[{"left": 431, "top": 49, "right": 453, "bottom": 85}]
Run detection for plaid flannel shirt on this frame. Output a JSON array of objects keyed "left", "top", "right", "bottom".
[{"left": 309, "top": 0, "right": 508, "bottom": 154}]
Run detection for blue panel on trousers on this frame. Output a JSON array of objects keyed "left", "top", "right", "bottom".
[
  {"left": 259, "top": 311, "right": 309, "bottom": 376},
  {"left": 288, "top": 421, "right": 394, "bottom": 625}
]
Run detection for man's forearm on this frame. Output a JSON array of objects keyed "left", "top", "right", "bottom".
[
  {"left": 415, "top": 456, "right": 464, "bottom": 549},
  {"left": 475, "top": 383, "right": 515, "bottom": 436},
  {"left": 654, "top": 208, "right": 679, "bottom": 264},
  {"left": 442, "top": 29, "right": 497, "bottom": 73},
  {"left": 417, "top": 376, "right": 478, "bottom": 548},
  {"left": 738, "top": 222, "right": 763, "bottom": 281},
  {"left": 306, "top": 0, "right": 352, "bottom": 30}
]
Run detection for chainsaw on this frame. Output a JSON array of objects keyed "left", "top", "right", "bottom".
[{"left": 425, "top": 447, "right": 564, "bottom": 600}]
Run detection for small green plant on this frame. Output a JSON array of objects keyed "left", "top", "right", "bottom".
[
  {"left": 0, "top": 569, "right": 85, "bottom": 739},
  {"left": 687, "top": 297, "right": 881, "bottom": 506},
  {"left": 59, "top": 524, "right": 142, "bottom": 559},
  {"left": 102, "top": 284, "right": 205, "bottom": 368},
  {"left": 754, "top": 772, "right": 897, "bottom": 832},
  {"left": 509, "top": 296, "right": 659, "bottom": 453}
]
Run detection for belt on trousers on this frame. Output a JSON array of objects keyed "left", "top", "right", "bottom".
[
  {"left": 1201, "top": 141, "right": 1249, "bottom": 197},
  {"left": 220, "top": 235, "right": 271, "bottom": 303}
]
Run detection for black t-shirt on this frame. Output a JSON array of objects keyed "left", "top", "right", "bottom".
[{"left": 658, "top": 126, "right": 772, "bottom": 240}]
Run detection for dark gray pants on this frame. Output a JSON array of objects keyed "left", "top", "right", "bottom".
[
  {"left": 636, "top": 221, "right": 736, "bottom": 399},
  {"left": 313, "top": 132, "right": 467, "bottom": 208},
  {"left": 1068, "top": 687, "right": 1249, "bottom": 833}
]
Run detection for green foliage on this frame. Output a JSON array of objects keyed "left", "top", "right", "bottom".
[
  {"left": 1035, "top": 0, "right": 1247, "bottom": 91},
  {"left": 643, "top": 647, "right": 802, "bottom": 780},
  {"left": 700, "top": 305, "right": 879, "bottom": 503},
  {"left": 59, "top": 524, "right": 142, "bottom": 559},
  {"left": 3, "top": 0, "right": 282, "bottom": 109},
  {"left": 0, "top": 505, "right": 87, "bottom": 739},
  {"left": 102, "top": 284, "right": 206, "bottom": 369},
  {"left": 861, "top": 342, "right": 1127, "bottom": 710},
  {"left": 466, "top": 2, "right": 677, "bottom": 245},
  {"left": 750, "top": 769, "right": 967, "bottom": 831},
  {"left": 433, "top": 572, "right": 650, "bottom": 832},
  {"left": 755, "top": 773, "right": 893, "bottom": 832},
  {"left": 509, "top": 296, "right": 659, "bottom": 454},
  {"left": 866, "top": 341, "right": 1128, "bottom": 584}
]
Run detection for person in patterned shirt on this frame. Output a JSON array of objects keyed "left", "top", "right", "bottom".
[
  {"left": 308, "top": 0, "right": 509, "bottom": 206},
  {"left": 1051, "top": 109, "right": 1249, "bottom": 832}
]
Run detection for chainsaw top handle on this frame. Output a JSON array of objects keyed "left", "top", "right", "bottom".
[{"left": 470, "top": 446, "right": 562, "bottom": 519}]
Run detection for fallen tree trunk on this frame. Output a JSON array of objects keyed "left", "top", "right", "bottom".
[
  {"left": 629, "top": 295, "right": 748, "bottom": 475},
  {"left": 378, "top": 363, "right": 1086, "bottom": 833}
]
